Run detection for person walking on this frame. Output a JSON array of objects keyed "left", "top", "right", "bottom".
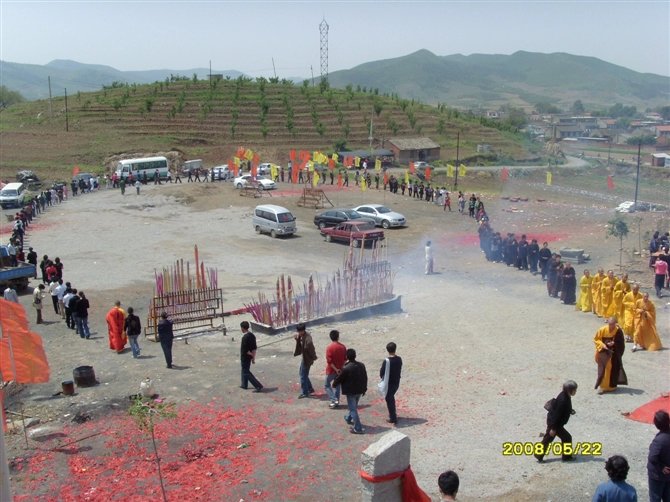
[
  {"left": 135, "top": 179, "right": 141, "bottom": 195},
  {"left": 75, "top": 291, "right": 91, "bottom": 339},
  {"left": 648, "top": 410, "right": 670, "bottom": 502},
  {"left": 157, "top": 312, "right": 174, "bottom": 368},
  {"left": 333, "top": 348, "right": 368, "bottom": 434},
  {"left": 535, "top": 380, "right": 578, "bottom": 462},
  {"left": 48, "top": 277, "right": 61, "bottom": 315},
  {"left": 294, "top": 323, "right": 317, "bottom": 398},
  {"left": 594, "top": 317, "right": 628, "bottom": 394},
  {"left": 105, "top": 301, "right": 127, "bottom": 351},
  {"left": 380, "top": 342, "right": 403, "bottom": 424},
  {"left": 124, "top": 307, "right": 142, "bottom": 358},
  {"left": 32, "top": 284, "right": 45, "bottom": 324},
  {"left": 654, "top": 255, "right": 669, "bottom": 298},
  {"left": 239, "top": 321, "right": 263, "bottom": 392},
  {"left": 592, "top": 455, "right": 637, "bottom": 502},
  {"left": 324, "top": 329, "right": 346, "bottom": 409},
  {"left": 425, "top": 240, "right": 434, "bottom": 275}
]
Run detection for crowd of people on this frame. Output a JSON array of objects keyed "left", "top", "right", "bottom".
[{"left": 239, "top": 320, "right": 402, "bottom": 435}]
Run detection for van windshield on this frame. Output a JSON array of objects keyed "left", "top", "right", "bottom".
[
  {"left": 277, "top": 213, "right": 294, "bottom": 223},
  {"left": 1, "top": 190, "right": 18, "bottom": 196}
]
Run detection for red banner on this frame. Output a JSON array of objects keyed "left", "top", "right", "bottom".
[{"left": 607, "top": 175, "right": 615, "bottom": 191}]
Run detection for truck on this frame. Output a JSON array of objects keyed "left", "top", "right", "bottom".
[{"left": 0, "top": 245, "right": 36, "bottom": 292}]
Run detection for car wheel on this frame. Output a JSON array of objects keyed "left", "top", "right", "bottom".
[
  {"left": 270, "top": 230, "right": 277, "bottom": 238},
  {"left": 255, "top": 226, "right": 261, "bottom": 234},
  {"left": 352, "top": 239, "right": 360, "bottom": 248},
  {"left": 236, "top": 183, "right": 243, "bottom": 189},
  {"left": 382, "top": 220, "right": 390, "bottom": 229},
  {"left": 325, "top": 234, "right": 332, "bottom": 242},
  {"left": 318, "top": 221, "right": 327, "bottom": 229}
]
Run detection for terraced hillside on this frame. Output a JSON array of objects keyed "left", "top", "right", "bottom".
[{"left": 0, "top": 77, "right": 534, "bottom": 177}]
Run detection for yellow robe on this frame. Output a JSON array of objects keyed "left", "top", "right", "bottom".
[
  {"left": 577, "top": 275, "right": 593, "bottom": 312},
  {"left": 613, "top": 280, "right": 631, "bottom": 323},
  {"left": 594, "top": 324, "right": 619, "bottom": 392},
  {"left": 600, "top": 276, "right": 617, "bottom": 319},
  {"left": 622, "top": 291, "right": 642, "bottom": 338},
  {"left": 591, "top": 273, "right": 604, "bottom": 316},
  {"left": 634, "top": 299, "right": 662, "bottom": 351}
]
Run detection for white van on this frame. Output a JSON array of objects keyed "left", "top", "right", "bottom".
[
  {"left": 115, "top": 156, "right": 170, "bottom": 180},
  {"left": 0, "top": 182, "right": 26, "bottom": 209},
  {"left": 252, "top": 205, "right": 296, "bottom": 238}
]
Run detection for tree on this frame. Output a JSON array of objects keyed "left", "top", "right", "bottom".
[
  {"left": 535, "top": 102, "right": 561, "bottom": 114},
  {"left": 571, "top": 100, "right": 585, "bottom": 114},
  {"left": 658, "top": 105, "right": 670, "bottom": 121},
  {"left": 607, "top": 216, "right": 629, "bottom": 272},
  {"left": 626, "top": 134, "right": 656, "bottom": 146},
  {"left": 0, "top": 85, "right": 25, "bottom": 109}
]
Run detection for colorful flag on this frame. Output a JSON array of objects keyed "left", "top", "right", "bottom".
[
  {"left": 337, "top": 173, "right": 343, "bottom": 188},
  {"left": 251, "top": 165, "right": 257, "bottom": 178},
  {"left": 328, "top": 159, "right": 335, "bottom": 170},
  {"left": 331, "top": 153, "right": 339, "bottom": 161},
  {"left": 501, "top": 167, "right": 509, "bottom": 182},
  {"left": 409, "top": 162, "right": 415, "bottom": 174},
  {"left": 546, "top": 172, "right": 552, "bottom": 186},
  {"left": 361, "top": 178, "right": 367, "bottom": 191},
  {"left": 607, "top": 175, "right": 615, "bottom": 190},
  {"left": 236, "top": 147, "right": 246, "bottom": 158},
  {"left": 459, "top": 164, "right": 467, "bottom": 177},
  {"left": 233, "top": 156, "right": 240, "bottom": 166},
  {"left": 245, "top": 149, "right": 254, "bottom": 161},
  {"left": 447, "top": 164, "right": 454, "bottom": 177},
  {"left": 375, "top": 159, "right": 382, "bottom": 171},
  {"left": 404, "top": 170, "right": 409, "bottom": 184},
  {"left": 425, "top": 167, "right": 431, "bottom": 181},
  {"left": 72, "top": 166, "right": 80, "bottom": 177},
  {"left": 270, "top": 164, "right": 278, "bottom": 180},
  {"left": 312, "top": 171, "right": 320, "bottom": 187},
  {"left": 354, "top": 156, "right": 361, "bottom": 167},
  {"left": 383, "top": 172, "right": 389, "bottom": 185},
  {"left": 290, "top": 149, "right": 297, "bottom": 162}
]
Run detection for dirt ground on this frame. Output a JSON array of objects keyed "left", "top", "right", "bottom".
[{"left": 1, "top": 169, "right": 669, "bottom": 501}]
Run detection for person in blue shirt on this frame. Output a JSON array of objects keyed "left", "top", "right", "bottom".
[{"left": 592, "top": 455, "right": 637, "bottom": 502}]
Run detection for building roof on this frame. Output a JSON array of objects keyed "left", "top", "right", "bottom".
[
  {"left": 651, "top": 153, "right": 670, "bottom": 159},
  {"left": 337, "top": 149, "right": 394, "bottom": 158},
  {"left": 387, "top": 137, "right": 440, "bottom": 150},
  {"left": 656, "top": 125, "right": 670, "bottom": 132}
]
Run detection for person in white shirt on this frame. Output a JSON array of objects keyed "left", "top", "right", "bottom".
[
  {"left": 54, "top": 280, "right": 67, "bottom": 318},
  {"left": 425, "top": 240, "right": 434, "bottom": 275},
  {"left": 7, "top": 240, "right": 17, "bottom": 266},
  {"left": 3, "top": 286, "right": 19, "bottom": 303},
  {"left": 48, "top": 278, "right": 61, "bottom": 314},
  {"left": 62, "top": 288, "right": 76, "bottom": 329}
]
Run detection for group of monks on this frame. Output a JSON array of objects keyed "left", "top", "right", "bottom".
[{"left": 576, "top": 268, "right": 662, "bottom": 353}]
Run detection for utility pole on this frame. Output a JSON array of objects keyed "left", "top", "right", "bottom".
[
  {"left": 209, "top": 60, "right": 212, "bottom": 89},
  {"left": 368, "top": 108, "right": 374, "bottom": 156},
  {"left": 454, "top": 131, "right": 460, "bottom": 189},
  {"left": 48, "top": 76, "right": 53, "bottom": 117},
  {"left": 272, "top": 58, "right": 277, "bottom": 79},
  {"left": 310, "top": 65, "right": 314, "bottom": 86},
  {"left": 64, "top": 88, "right": 69, "bottom": 132},
  {"left": 633, "top": 140, "right": 641, "bottom": 211}
]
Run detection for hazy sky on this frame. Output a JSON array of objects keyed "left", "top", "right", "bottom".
[{"left": 1, "top": 1, "right": 669, "bottom": 77}]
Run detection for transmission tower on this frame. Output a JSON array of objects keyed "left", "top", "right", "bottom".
[{"left": 319, "top": 18, "right": 329, "bottom": 83}]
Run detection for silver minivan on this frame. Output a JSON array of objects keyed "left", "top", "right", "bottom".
[
  {"left": 252, "top": 204, "right": 296, "bottom": 238},
  {"left": 0, "top": 182, "right": 26, "bottom": 209}
]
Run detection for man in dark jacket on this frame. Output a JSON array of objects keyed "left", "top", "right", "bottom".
[
  {"left": 333, "top": 348, "right": 368, "bottom": 434},
  {"left": 157, "top": 312, "right": 174, "bottom": 369},
  {"left": 240, "top": 321, "right": 263, "bottom": 392},
  {"left": 648, "top": 410, "right": 670, "bottom": 502},
  {"left": 294, "top": 323, "right": 317, "bottom": 398},
  {"left": 124, "top": 307, "right": 142, "bottom": 358},
  {"left": 535, "top": 380, "right": 578, "bottom": 462},
  {"left": 380, "top": 342, "right": 403, "bottom": 425}
]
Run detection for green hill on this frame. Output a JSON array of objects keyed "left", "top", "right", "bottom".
[
  {"left": 327, "top": 50, "right": 670, "bottom": 109},
  {"left": 0, "top": 78, "right": 536, "bottom": 179}
]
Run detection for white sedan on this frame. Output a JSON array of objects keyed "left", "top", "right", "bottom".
[
  {"left": 233, "top": 175, "right": 276, "bottom": 190},
  {"left": 353, "top": 204, "right": 407, "bottom": 228}
]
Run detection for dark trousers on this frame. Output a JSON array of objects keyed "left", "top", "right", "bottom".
[
  {"left": 648, "top": 477, "right": 670, "bottom": 502},
  {"left": 65, "top": 307, "right": 73, "bottom": 328},
  {"left": 538, "top": 425, "right": 572, "bottom": 460},
  {"left": 385, "top": 383, "right": 399, "bottom": 422},
  {"left": 529, "top": 256, "right": 538, "bottom": 273},
  {"left": 160, "top": 337, "right": 173, "bottom": 368},
  {"left": 240, "top": 358, "right": 262, "bottom": 390}
]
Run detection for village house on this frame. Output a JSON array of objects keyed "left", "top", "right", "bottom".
[{"left": 386, "top": 137, "right": 441, "bottom": 164}]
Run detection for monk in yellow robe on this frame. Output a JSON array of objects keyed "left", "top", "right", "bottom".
[
  {"left": 633, "top": 293, "right": 662, "bottom": 352},
  {"left": 594, "top": 317, "right": 627, "bottom": 394},
  {"left": 591, "top": 268, "right": 605, "bottom": 317},
  {"left": 600, "top": 270, "right": 617, "bottom": 319},
  {"left": 612, "top": 274, "right": 631, "bottom": 322},
  {"left": 622, "top": 284, "right": 642, "bottom": 341},
  {"left": 577, "top": 269, "right": 593, "bottom": 312}
]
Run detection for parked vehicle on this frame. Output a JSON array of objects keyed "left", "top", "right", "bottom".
[
  {"left": 233, "top": 175, "right": 276, "bottom": 190},
  {"left": 0, "top": 246, "right": 36, "bottom": 291},
  {"left": 115, "top": 156, "right": 170, "bottom": 180},
  {"left": 353, "top": 204, "right": 407, "bottom": 228},
  {"left": 313, "top": 208, "right": 373, "bottom": 229},
  {"left": 0, "top": 182, "right": 26, "bottom": 209},
  {"left": 16, "top": 170, "right": 40, "bottom": 183},
  {"left": 257, "top": 163, "right": 273, "bottom": 175},
  {"left": 320, "top": 220, "right": 385, "bottom": 247},
  {"left": 73, "top": 173, "right": 95, "bottom": 184},
  {"left": 182, "top": 159, "right": 204, "bottom": 175},
  {"left": 211, "top": 165, "right": 232, "bottom": 180},
  {"left": 252, "top": 204, "right": 296, "bottom": 238}
]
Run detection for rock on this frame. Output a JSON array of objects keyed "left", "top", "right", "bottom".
[
  {"left": 28, "top": 425, "right": 66, "bottom": 442},
  {"left": 24, "top": 417, "right": 40, "bottom": 428}
]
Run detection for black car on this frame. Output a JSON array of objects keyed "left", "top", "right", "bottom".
[{"left": 313, "top": 208, "right": 374, "bottom": 229}]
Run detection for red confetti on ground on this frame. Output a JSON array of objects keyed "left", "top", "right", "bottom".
[{"left": 10, "top": 400, "right": 363, "bottom": 501}]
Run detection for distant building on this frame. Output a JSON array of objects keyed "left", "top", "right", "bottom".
[
  {"left": 387, "top": 137, "right": 441, "bottom": 164},
  {"left": 655, "top": 125, "right": 670, "bottom": 139},
  {"left": 651, "top": 153, "right": 670, "bottom": 167}
]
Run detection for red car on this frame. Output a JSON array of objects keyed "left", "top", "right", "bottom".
[{"left": 320, "top": 220, "right": 385, "bottom": 247}]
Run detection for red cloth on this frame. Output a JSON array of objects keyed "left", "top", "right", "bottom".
[
  {"left": 359, "top": 466, "right": 431, "bottom": 502},
  {"left": 626, "top": 394, "right": 670, "bottom": 424},
  {"left": 325, "top": 341, "right": 347, "bottom": 375},
  {"left": 106, "top": 307, "right": 126, "bottom": 352}
]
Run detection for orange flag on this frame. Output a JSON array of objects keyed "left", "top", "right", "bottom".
[
  {"left": 607, "top": 175, "right": 615, "bottom": 190},
  {"left": 251, "top": 165, "right": 257, "bottom": 178},
  {"left": 337, "top": 173, "right": 343, "bottom": 188},
  {"left": 328, "top": 159, "right": 335, "bottom": 170},
  {"left": 409, "top": 162, "right": 415, "bottom": 174},
  {"left": 72, "top": 166, "right": 81, "bottom": 177},
  {"left": 383, "top": 172, "right": 389, "bottom": 185},
  {"left": 425, "top": 167, "right": 431, "bottom": 181},
  {"left": 0, "top": 299, "right": 50, "bottom": 383},
  {"left": 501, "top": 167, "right": 509, "bottom": 182},
  {"left": 290, "top": 150, "right": 297, "bottom": 162}
]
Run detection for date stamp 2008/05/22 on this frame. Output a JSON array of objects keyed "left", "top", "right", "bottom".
[{"left": 502, "top": 442, "right": 602, "bottom": 457}]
